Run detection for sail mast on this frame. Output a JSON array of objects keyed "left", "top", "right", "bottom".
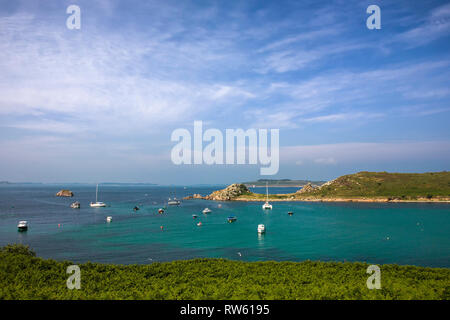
[{"left": 96, "top": 184, "right": 98, "bottom": 203}]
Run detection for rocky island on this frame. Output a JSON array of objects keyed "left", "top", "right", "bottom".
[{"left": 56, "top": 189, "right": 74, "bottom": 197}]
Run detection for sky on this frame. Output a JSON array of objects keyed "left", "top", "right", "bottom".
[{"left": 0, "top": 0, "right": 449, "bottom": 184}]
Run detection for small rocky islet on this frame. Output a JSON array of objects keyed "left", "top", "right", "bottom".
[{"left": 55, "top": 189, "right": 74, "bottom": 197}]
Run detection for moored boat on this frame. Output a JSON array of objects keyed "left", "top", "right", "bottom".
[
  {"left": 90, "top": 201, "right": 106, "bottom": 207},
  {"left": 288, "top": 211, "right": 293, "bottom": 216},
  {"left": 17, "top": 221, "right": 28, "bottom": 232},
  {"left": 106, "top": 216, "right": 112, "bottom": 223},
  {"left": 227, "top": 216, "right": 237, "bottom": 223},
  {"left": 90, "top": 184, "right": 107, "bottom": 207},
  {"left": 158, "top": 208, "right": 165, "bottom": 214},
  {"left": 257, "top": 224, "right": 265, "bottom": 234},
  {"left": 202, "top": 208, "right": 212, "bottom": 214},
  {"left": 262, "top": 202, "right": 272, "bottom": 210},
  {"left": 262, "top": 182, "right": 272, "bottom": 210},
  {"left": 168, "top": 198, "right": 180, "bottom": 205},
  {"left": 168, "top": 187, "right": 181, "bottom": 205},
  {"left": 70, "top": 201, "right": 80, "bottom": 209}
]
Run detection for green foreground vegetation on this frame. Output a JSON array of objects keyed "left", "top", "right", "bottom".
[{"left": 1, "top": 245, "right": 449, "bottom": 300}]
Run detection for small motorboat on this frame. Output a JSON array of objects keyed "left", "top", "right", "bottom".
[
  {"left": 158, "top": 208, "right": 164, "bottom": 214},
  {"left": 202, "top": 208, "right": 212, "bottom": 214},
  {"left": 17, "top": 221, "right": 28, "bottom": 232},
  {"left": 257, "top": 224, "right": 265, "bottom": 234},
  {"left": 197, "top": 222, "right": 202, "bottom": 226},
  {"left": 106, "top": 216, "right": 112, "bottom": 223},
  {"left": 227, "top": 216, "right": 237, "bottom": 223},
  {"left": 70, "top": 201, "right": 80, "bottom": 209},
  {"left": 133, "top": 206, "right": 140, "bottom": 211},
  {"left": 288, "top": 211, "right": 294, "bottom": 216},
  {"left": 192, "top": 214, "right": 198, "bottom": 218}
]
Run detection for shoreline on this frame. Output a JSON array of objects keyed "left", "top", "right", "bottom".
[
  {"left": 191, "top": 196, "right": 450, "bottom": 203},
  {"left": 220, "top": 198, "right": 450, "bottom": 203}
]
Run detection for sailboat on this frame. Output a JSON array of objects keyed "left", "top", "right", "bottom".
[
  {"left": 262, "top": 181, "right": 272, "bottom": 210},
  {"left": 90, "top": 184, "right": 107, "bottom": 207},
  {"left": 168, "top": 186, "right": 181, "bottom": 205}
]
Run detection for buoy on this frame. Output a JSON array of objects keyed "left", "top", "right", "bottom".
[
  {"left": 58, "top": 224, "right": 61, "bottom": 228},
  {"left": 160, "top": 226, "right": 164, "bottom": 230}
]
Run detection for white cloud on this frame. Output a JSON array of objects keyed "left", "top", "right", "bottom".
[
  {"left": 303, "top": 112, "right": 384, "bottom": 123},
  {"left": 0, "top": 12, "right": 257, "bottom": 136}
]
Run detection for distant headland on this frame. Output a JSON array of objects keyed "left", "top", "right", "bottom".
[
  {"left": 185, "top": 171, "right": 450, "bottom": 203},
  {"left": 242, "top": 178, "right": 326, "bottom": 188}
]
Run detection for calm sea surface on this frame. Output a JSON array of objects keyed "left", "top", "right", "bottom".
[{"left": 0, "top": 184, "right": 449, "bottom": 267}]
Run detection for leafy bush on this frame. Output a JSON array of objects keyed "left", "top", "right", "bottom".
[{"left": 0, "top": 244, "right": 449, "bottom": 300}]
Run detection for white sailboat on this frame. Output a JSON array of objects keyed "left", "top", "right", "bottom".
[
  {"left": 168, "top": 186, "right": 181, "bottom": 205},
  {"left": 168, "top": 198, "right": 180, "bottom": 205},
  {"left": 90, "top": 184, "right": 107, "bottom": 207},
  {"left": 262, "top": 182, "right": 272, "bottom": 210}
]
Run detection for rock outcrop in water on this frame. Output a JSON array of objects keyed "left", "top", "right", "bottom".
[
  {"left": 205, "top": 184, "right": 250, "bottom": 201},
  {"left": 56, "top": 190, "right": 74, "bottom": 197},
  {"left": 183, "top": 193, "right": 204, "bottom": 200}
]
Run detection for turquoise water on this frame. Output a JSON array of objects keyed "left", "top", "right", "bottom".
[{"left": 0, "top": 185, "right": 449, "bottom": 267}]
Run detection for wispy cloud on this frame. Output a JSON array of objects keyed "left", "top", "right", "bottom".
[
  {"left": 393, "top": 3, "right": 450, "bottom": 47},
  {"left": 0, "top": 0, "right": 449, "bottom": 182}
]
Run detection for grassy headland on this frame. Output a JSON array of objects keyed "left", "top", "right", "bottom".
[
  {"left": 203, "top": 171, "right": 450, "bottom": 202},
  {"left": 0, "top": 245, "right": 449, "bottom": 300}
]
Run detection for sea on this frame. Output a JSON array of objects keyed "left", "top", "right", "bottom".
[{"left": 0, "top": 184, "right": 449, "bottom": 267}]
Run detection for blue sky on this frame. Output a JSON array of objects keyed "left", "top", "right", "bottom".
[{"left": 0, "top": 0, "right": 449, "bottom": 184}]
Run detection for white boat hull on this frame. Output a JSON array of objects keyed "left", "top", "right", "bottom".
[
  {"left": 90, "top": 202, "right": 106, "bottom": 207},
  {"left": 17, "top": 221, "right": 28, "bottom": 231},
  {"left": 262, "top": 202, "right": 272, "bottom": 210},
  {"left": 257, "top": 224, "right": 265, "bottom": 233}
]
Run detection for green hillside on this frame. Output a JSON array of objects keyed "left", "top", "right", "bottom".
[
  {"left": 1, "top": 245, "right": 449, "bottom": 300},
  {"left": 297, "top": 171, "right": 450, "bottom": 200}
]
